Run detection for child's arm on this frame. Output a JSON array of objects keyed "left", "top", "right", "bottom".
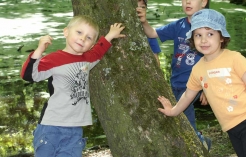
[
  {"left": 82, "top": 23, "right": 125, "bottom": 62},
  {"left": 148, "top": 38, "right": 161, "bottom": 66},
  {"left": 105, "top": 23, "right": 125, "bottom": 42},
  {"left": 242, "top": 72, "right": 246, "bottom": 84},
  {"left": 199, "top": 91, "right": 208, "bottom": 105},
  {"left": 31, "top": 35, "right": 53, "bottom": 59},
  {"left": 157, "top": 88, "right": 199, "bottom": 116},
  {"left": 136, "top": 6, "right": 158, "bottom": 38},
  {"left": 20, "top": 35, "right": 53, "bottom": 81}
]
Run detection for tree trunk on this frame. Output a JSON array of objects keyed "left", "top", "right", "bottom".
[{"left": 71, "top": 0, "right": 209, "bottom": 156}]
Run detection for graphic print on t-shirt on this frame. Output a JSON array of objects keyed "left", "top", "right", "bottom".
[
  {"left": 70, "top": 64, "right": 89, "bottom": 106},
  {"left": 186, "top": 53, "right": 195, "bottom": 65},
  {"left": 203, "top": 67, "right": 238, "bottom": 112},
  {"left": 176, "top": 42, "right": 195, "bottom": 67}
]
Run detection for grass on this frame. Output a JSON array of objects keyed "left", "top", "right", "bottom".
[{"left": 202, "top": 124, "right": 236, "bottom": 157}]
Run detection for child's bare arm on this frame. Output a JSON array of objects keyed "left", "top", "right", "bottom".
[
  {"left": 105, "top": 23, "right": 126, "bottom": 42},
  {"left": 242, "top": 72, "right": 246, "bottom": 85},
  {"left": 157, "top": 88, "right": 198, "bottom": 116},
  {"left": 199, "top": 91, "right": 208, "bottom": 105},
  {"left": 136, "top": 6, "right": 158, "bottom": 38},
  {"left": 32, "top": 35, "right": 53, "bottom": 59},
  {"left": 136, "top": 6, "right": 147, "bottom": 23}
]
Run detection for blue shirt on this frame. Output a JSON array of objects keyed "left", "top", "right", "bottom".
[
  {"left": 156, "top": 17, "right": 203, "bottom": 88},
  {"left": 148, "top": 38, "right": 161, "bottom": 54}
]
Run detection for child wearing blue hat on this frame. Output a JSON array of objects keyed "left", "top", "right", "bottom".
[{"left": 158, "top": 9, "right": 246, "bottom": 156}]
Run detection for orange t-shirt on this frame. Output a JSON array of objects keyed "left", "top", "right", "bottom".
[{"left": 187, "top": 49, "right": 246, "bottom": 132}]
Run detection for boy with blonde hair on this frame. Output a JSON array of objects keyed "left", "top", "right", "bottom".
[{"left": 21, "top": 15, "right": 125, "bottom": 157}]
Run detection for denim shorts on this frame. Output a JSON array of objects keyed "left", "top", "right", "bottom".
[{"left": 33, "top": 124, "right": 86, "bottom": 157}]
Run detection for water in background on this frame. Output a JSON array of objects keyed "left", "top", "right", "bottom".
[{"left": 0, "top": 0, "right": 245, "bottom": 156}]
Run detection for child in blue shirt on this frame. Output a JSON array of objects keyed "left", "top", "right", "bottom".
[
  {"left": 137, "top": 0, "right": 162, "bottom": 65},
  {"left": 136, "top": 0, "right": 211, "bottom": 151}
]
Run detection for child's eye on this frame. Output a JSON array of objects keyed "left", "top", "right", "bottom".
[
  {"left": 208, "top": 33, "right": 213, "bottom": 37},
  {"left": 77, "top": 31, "right": 81, "bottom": 34},
  {"left": 86, "top": 36, "right": 92, "bottom": 41},
  {"left": 194, "top": 34, "right": 201, "bottom": 38}
]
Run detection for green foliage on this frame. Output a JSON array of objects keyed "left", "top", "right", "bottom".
[
  {"left": 230, "top": 0, "right": 245, "bottom": 5},
  {"left": 0, "top": 79, "right": 44, "bottom": 156},
  {"left": 0, "top": 129, "right": 34, "bottom": 157}
]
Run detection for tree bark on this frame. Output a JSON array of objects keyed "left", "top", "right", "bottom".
[{"left": 71, "top": 0, "right": 210, "bottom": 156}]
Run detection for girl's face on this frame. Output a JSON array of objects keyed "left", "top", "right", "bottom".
[
  {"left": 193, "top": 27, "right": 223, "bottom": 61},
  {"left": 63, "top": 22, "right": 97, "bottom": 55}
]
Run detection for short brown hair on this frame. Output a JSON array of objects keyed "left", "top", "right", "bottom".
[{"left": 188, "top": 29, "right": 230, "bottom": 50}]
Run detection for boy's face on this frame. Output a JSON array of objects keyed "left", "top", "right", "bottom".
[
  {"left": 182, "top": 0, "right": 207, "bottom": 19},
  {"left": 193, "top": 27, "right": 223, "bottom": 58},
  {"left": 63, "top": 22, "right": 97, "bottom": 55},
  {"left": 137, "top": 0, "right": 147, "bottom": 9}
]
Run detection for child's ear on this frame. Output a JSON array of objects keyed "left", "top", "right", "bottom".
[{"left": 63, "top": 27, "right": 68, "bottom": 37}]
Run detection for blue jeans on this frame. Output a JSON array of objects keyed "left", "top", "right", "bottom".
[
  {"left": 172, "top": 87, "right": 203, "bottom": 141},
  {"left": 33, "top": 124, "right": 86, "bottom": 157}
]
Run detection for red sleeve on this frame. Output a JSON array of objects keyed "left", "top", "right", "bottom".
[
  {"left": 82, "top": 36, "right": 112, "bottom": 61},
  {"left": 20, "top": 36, "right": 112, "bottom": 80}
]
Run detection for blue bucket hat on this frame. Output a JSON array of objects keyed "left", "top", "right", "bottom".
[{"left": 186, "top": 9, "right": 230, "bottom": 39}]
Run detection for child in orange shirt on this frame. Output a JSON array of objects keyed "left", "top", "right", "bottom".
[{"left": 158, "top": 9, "right": 246, "bottom": 156}]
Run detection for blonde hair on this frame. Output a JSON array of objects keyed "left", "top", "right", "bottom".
[{"left": 67, "top": 15, "right": 99, "bottom": 41}]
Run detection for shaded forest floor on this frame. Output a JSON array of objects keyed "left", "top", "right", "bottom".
[
  {"left": 201, "top": 124, "right": 237, "bottom": 157},
  {"left": 82, "top": 124, "right": 237, "bottom": 157}
]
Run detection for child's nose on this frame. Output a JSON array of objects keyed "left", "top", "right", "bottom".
[
  {"left": 80, "top": 35, "right": 86, "bottom": 41},
  {"left": 201, "top": 36, "right": 207, "bottom": 43}
]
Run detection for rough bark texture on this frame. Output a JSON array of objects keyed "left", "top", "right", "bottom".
[{"left": 71, "top": 0, "right": 210, "bottom": 156}]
